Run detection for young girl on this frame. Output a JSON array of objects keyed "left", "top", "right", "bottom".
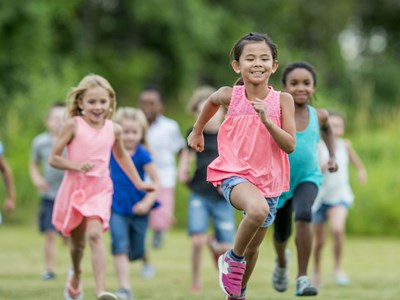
[
  {"left": 110, "top": 107, "right": 160, "bottom": 300},
  {"left": 271, "top": 62, "right": 337, "bottom": 297},
  {"left": 312, "top": 111, "right": 367, "bottom": 287},
  {"left": 178, "top": 86, "right": 235, "bottom": 292},
  {"left": 49, "top": 74, "right": 155, "bottom": 300},
  {"left": 188, "top": 32, "right": 296, "bottom": 300}
]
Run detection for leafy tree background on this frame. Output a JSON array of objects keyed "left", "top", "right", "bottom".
[{"left": 0, "top": 0, "right": 399, "bottom": 235}]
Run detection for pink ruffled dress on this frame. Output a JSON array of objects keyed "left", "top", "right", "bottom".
[
  {"left": 52, "top": 116, "right": 115, "bottom": 236},
  {"left": 207, "top": 85, "right": 290, "bottom": 198}
]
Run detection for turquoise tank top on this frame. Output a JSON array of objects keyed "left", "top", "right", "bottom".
[{"left": 277, "top": 105, "right": 323, "bottom": 209}]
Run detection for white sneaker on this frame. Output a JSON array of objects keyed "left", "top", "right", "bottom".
[
  {"left": 272, "top": 249, "right": 290, "bottom": 292},
  {"left": 141, "top": 263, "right": 155, "bottom": 279},
  {"left": 295, "top": 276, "right": 318, "bottom": 296}
]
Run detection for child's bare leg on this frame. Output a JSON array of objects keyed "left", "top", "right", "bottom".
[
  {"left": 44, "top": 231, "right": 57, "bottom": 273},
  {"left": 69, "top": 221, "right": 86, "bottom": 290},
  {"left": 86, "top": 218, "right": 107, "bottom": 295},
  {"left": 312, "top": 222, "right": 326, "bottom": 287},
  {"left": 327, "top": 206, "right": 347, "bottom": 276},
  {"left": 230, "top": 182, "right": 269, "bottom": 256},
  {"left": 113, "top": 254, "right": 130, "bottom": 291},
  {"left": 242, "top": 228, "right": 268, "bottom": 287},
  {"left": 191, "top": 233, "right": 206, "bottom": 288}
]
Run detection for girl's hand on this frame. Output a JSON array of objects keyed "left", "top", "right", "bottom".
[
  {"left": 251, "top": 98, "right": 270, "bottom": 124},
  {"left": 327, "top": 157, "right": 338, "bottom": 172},
  {"left": 187, "top": 130, "right": 204, "bottom": 152},
  {"left": 132, "top": 201, "right": 151, "bottom": 215},
  {"left": 138, "top": 182, "right": 156, "bottom": 192},
  {"left": 78, "top": 162, "right": 94, "bottom": 173},
  {"left": 357, "top": 169, "right": 367, "bottom": 184}
]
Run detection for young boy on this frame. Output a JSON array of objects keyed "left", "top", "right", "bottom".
[{"left": 29, "top": 102, "right": 66, "bottom": 280}]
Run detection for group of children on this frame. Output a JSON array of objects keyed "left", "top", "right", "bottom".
[{"left": 0, "top": 31, "right": 367, "bottom": 300}]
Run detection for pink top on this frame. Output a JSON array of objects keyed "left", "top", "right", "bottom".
[
  {"left": 207, "top": 85, "right": 290, "bottom": 198},
  {"left": 52, "top": 116, "right": 115, "bottom": 236}
]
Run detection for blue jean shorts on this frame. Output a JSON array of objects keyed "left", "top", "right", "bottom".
[
  {"left": 38, "top": 197, "right": 56, "bottom": 233},
  {"left": 110, "top": 211, "right": 149, "bottom": 261},
  {"left": 221, "top": 176, "right": 279, "bottom": 228},
  {"left": 188, "top": 192, "right": 235, "bottom": 243},
  {"left": 312, "top": 202, "right": 351, "bottom": 224}
]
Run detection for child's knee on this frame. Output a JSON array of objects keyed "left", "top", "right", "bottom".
[{"left": 246, "top": 202, "right": 269, "bottom": 225}]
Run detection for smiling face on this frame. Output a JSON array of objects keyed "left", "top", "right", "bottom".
[
  {"left": 139, "top": 90, "right": 163, "bottom": 124},
  {"left": 79, "top": 86, "right": 111, "bottom": 127},
  {"left": 231, "top": 41, "right": 278, "bottom": 85},
  {"left": 284, "top": 68, "right": 316, "bottom": 105}
]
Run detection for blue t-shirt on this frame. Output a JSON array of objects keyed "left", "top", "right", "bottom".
[
  {"left": 278, "top": 106, "right": 323, "bottom": 208},
  {"left": 110, "top": 144, "right": 154, "bottom": 216}
]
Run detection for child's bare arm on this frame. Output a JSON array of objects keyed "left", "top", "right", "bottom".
[
  {"left": 346, "top": 139, "right": 367, "bottom": 184},
  {"left": 133, "top": 162, "right": 160, "bottom": 215},
  {"left": 318, "top": 109, "right": 338, "bottom": 172},
  {"left": 253, "top": 92, "right": 296, "bottom": 153},
  {"left": 113, "top": 123, "right": 155, "bottom": 192},
  {"left": 0, "top": 155, "right": 15, "bottom": 212},
  {"left": 48, "top": 119, "right": 84, "bottom": 172},
  {"left": 188, "top": 87, "right": 231, "bottom": 152}
]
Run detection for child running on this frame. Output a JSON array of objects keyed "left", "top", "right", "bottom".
[
  {"left": 49, "top": 74, "right": 155, "bottom": 300},
  {"left": 188, "top": 32, "right": 296, "bottom": 300},
  {"left": 29, "top": 102, "right": 66, "bottom": 281},
  {"left": 271, "top": 62, "right": 337, "bottom": 297},
  {"left": 312, "top": 111, "right": 367, "bottom": 287},
  {"left": 178, "top": 86, "right": 235, "bottom": 292},
  {"left": 110, "top": 107, "right": 160, "bottom": 300}
]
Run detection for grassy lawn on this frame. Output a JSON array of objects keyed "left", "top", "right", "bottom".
[{"left": 0, "top": 225, "right": 399, "bottom": 299}]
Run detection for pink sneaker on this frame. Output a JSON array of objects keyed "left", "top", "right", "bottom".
[{"left": 218, "top": 251, "right": 246, "bottom": 297}]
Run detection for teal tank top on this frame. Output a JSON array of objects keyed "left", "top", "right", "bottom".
[{"left": 277, "top": 106, "right": 323, "bottom": 209}]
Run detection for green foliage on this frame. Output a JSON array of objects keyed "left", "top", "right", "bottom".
[{"left": 1, "top": 0, "right": 400, "bottom": 235}]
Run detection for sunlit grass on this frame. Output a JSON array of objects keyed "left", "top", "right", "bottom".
[{"left": 0, "top": 225, "right": 399, "bottom": 299}]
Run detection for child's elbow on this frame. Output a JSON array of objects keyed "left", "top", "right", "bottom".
[{"left": 48, "top": 157, "right": 56, "bottom": 168}]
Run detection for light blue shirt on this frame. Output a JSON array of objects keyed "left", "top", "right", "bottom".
[{"left": 278, "top": 106, "right": 323, "bottom": 209}]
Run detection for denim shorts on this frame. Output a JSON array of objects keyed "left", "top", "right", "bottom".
[
  {"left": 188, "top": 192, "right": 235, "bottom": 243},
  {"left": 221, "top": 176, "right": 279, "bottom": 228},
  {"left": 312, "top": 202, "right": 351, "bottom": 224},
  {"left": 38, "top": 198, "right": 56, "bottom": 233},
  {"left": 110, "top": 211, "right": 149, "bottom": 261}
]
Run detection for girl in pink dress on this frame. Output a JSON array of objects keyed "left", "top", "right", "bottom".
[
  {"left": 49, "top": 74, "right": 155, "bottom": 300},
  {"left": 188, "top": 32, "right": 296, "bottom": 300}
]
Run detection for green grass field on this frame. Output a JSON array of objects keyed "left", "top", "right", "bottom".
[{"left": 0, "top": 225, "right": 399, "bottom": 299}]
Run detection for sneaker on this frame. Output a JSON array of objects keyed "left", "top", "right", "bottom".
[
  {"left": 334, "top": 274, "right": 350, "bottom": 286},
  {"left": 295, "top": 276, "right": 318, "bottom": 296},
  {"left": 41, "top": 271, "right": 56, "bottom": 281},
  {"left": 226, "top": 287, "right": 246, "bottom": 299},
  {"left": 218, "top": 250, "right": 246, "bottom": 297},
  {"left": 115, "top": 288, "right": 132, "bottom": 300},
  {"left": 272, "top": 249, "right": 290, "bottom": 292},
  {"left": 141, "top": 263, "right": 156, "bottom": 279}
]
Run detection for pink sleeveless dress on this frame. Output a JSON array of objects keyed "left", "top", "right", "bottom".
[
  {"left": 52, "top": 116, "right": 115, "bottom": 236},
  {"left": 207, "top": 85, "right": 290, "bottom": 198}
]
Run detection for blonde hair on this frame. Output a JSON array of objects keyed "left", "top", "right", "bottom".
[
  {"left": 114, "top": 107, "right": 149, "bottom": 147},
  {"left": 187, "top": 86, "right": 217, "bottom": 114},
  {"left": 66, "top": 74, "right": 117, "bottom": 119}
]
